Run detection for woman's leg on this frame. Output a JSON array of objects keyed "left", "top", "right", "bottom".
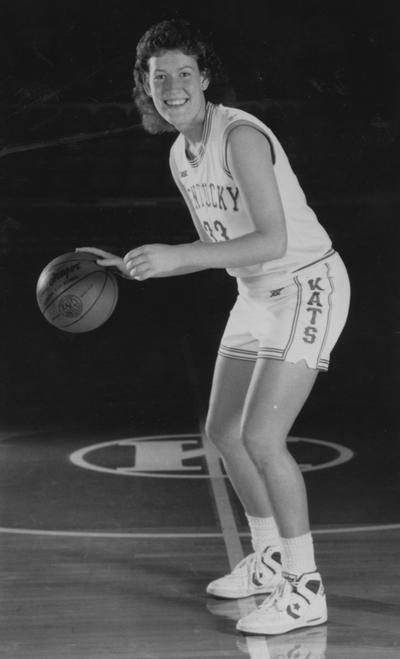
[
  {"left": 205, "top": 354, "right": 274, "bottom": 517},
  {"left": 205, "top": 354, "right": 282, "bottom": 598},
  {"left": 236, "top": 358, "right": 327, "bottom": 634},
  {"left": 241, "top": 358, "right": 318, "bottom": 538}
]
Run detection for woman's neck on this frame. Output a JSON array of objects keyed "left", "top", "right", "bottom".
[{"left": 180, "top": 101, "right": 208, "bottom": 149}]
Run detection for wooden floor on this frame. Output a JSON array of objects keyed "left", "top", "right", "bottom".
[
  {"left": 1, "top": 425, "right": 399, "bottom": 658},
  {"left": 1, "top": 525, "right": 400, "bottom": 657}
]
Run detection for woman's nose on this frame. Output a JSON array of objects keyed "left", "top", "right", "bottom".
[{"left": 165, "top": 76, "right": 181, "bottom": 93}]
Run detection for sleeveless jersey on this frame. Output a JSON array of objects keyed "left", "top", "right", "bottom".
[{"left": 169, "top": 102, "right": 332, "bottom": 289}]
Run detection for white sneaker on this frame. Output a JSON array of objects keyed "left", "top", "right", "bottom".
[
  {"left": 236, "top": 572, "right": 327, "bottom": 635},
  {"left": 206, "top": 547, "right": 282, "bottom": 599}
]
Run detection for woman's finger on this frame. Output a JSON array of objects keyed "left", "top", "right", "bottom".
[
  {"left": 125, "top": 256, "right": 148, "bottom": 270},
  {"left": 123, "top": 246, "right": 146, "bottom": 263},
  {"left": 76, "top": 247, "right": 115, "bottom": 258},
  {"left": 96, "top": 257, "right": 124, "bottom": 267},
  {"left": 132, "top": 268, "right": 152, "bottom": 281},
  {"left": 129, "top": 264, "right": 152, "bottom": 279}
]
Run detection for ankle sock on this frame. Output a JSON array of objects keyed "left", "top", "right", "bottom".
[
  {"left": 246, "top": 514, "right": 281, "bottom": 554},
  {"left": 281, "top": 532, "right": 317, "bottom": 576}
]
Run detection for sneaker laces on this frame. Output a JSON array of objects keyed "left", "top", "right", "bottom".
[
  {"left": 231, "top": 552, "right": 265, "bottom": 581},
  {"left": 259, "top": 576, "right": 294, "bottom": 612}
]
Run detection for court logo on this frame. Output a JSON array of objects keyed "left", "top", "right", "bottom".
[{"left": 70, "top": 434, "right": 354, "bottom": 479}]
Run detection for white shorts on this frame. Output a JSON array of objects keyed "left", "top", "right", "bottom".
[{"left": 218, "top": 251, "right": 351, "bottom": 371}]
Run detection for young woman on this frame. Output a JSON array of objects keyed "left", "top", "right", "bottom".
[{"left": 79, "top": 19, "right": 350, "bottom": 635}]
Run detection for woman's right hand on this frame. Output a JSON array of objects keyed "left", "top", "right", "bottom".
[{"left": 75, "top": 247, "right": 132, "bottom": 279}]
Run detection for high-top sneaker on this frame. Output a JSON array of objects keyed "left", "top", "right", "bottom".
[
  {"left": 236, "top": 571, "right": 327, "bottom": 635},
  {"left": 206, "top": 547, "right": 282, "bottom": 599}
]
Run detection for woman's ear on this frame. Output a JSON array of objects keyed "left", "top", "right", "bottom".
[
  {"left": 143, "top": 75, "right": 151, "bottom": 96},
  {"left": 201, "top": 77, "right": 210, "bottom": 91}
]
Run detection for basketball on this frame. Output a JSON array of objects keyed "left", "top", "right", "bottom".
[{"left": 36, "top": 251, "right": 119, "bottom": 332}]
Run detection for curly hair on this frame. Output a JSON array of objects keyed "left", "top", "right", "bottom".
[{"left": 133, "top": 19, "right": 236, "bottom": 134}]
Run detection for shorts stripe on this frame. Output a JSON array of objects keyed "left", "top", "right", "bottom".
[
  {"left": 317, "top": 363, "right": 329, "bottom": 371},
  {"left": 283, "top": 275, "right": 303, "bottom": 358},
  {"left": 218, "top": 345, "right": 257, "bottom": 361},
  {"left": 259, "top": 347, "right": 284, "bottom": 355},
  {"left": 316, "top": 262, "right": 334, "bottom": 369}
]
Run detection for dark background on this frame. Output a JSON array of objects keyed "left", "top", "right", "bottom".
[{"left": 0, "top": 0, "right": 398, "bottom": 452}]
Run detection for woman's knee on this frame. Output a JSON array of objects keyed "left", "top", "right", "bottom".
[
  {"left": 242, "top": 426, "right": 286, "bottom": 466},
  {"left": 204, "top": 416, "right": 241, "bottom": 456}
]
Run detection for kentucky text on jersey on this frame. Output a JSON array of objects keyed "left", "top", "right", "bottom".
[{"left": 185, "top": 182, "right": 240, "bottom": 212}]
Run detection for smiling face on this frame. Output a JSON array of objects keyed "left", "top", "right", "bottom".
[{"left": 145, "top": 50, "right": 209, "bottom": 139}]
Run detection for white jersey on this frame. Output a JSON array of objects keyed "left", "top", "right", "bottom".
[{"left": 170, "top": 102, "right": 333, "bottom": 289}]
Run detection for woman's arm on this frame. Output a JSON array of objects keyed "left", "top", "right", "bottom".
[
  {"left": 124, "top": 126, "right": 287, "bottom": 279},
  {"left": 177, "top": 125, "right": 287, "bottom": 268}
]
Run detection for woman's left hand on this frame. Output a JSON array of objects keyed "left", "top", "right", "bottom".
[{"left": 124, "top": 244, "right": 184, "bottom": 280}]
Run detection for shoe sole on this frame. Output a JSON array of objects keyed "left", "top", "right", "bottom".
[
  {"left": 236, "top": 615, "right": 328, "bottom": 636},
  {"left": 206, "top": 587, "right": 276, "bottom": 599}
]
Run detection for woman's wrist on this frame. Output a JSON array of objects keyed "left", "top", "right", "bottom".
[{"left": 175, "top": 242, "right": 200, "bottom": 270}]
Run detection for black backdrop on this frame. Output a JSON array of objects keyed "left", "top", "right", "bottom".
[{"left": 0, "top": 0, "right": 398, "bottom": 446}]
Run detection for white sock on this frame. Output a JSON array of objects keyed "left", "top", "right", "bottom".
[
  {"left": 246, "top": 514, "right": 281, "bottom": 554},
  {"left": 281, "top": 532, "right": 317, "bottom": 576}
]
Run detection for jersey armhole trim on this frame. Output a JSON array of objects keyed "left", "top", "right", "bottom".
[{"left": 222, "top": 121, "right": 276, "bottom": 178}]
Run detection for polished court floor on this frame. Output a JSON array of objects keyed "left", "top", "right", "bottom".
[
  {"left": 1, "top": 427, "right": 399, "bottom": 658},
  {"left": 1, "top": 527, "right": 400, "bottom": 658},
  {"left": 0, "top": 202, "right": 398, "bottom": 658}
]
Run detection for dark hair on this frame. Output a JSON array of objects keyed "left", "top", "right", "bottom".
[{"left": 133, "top": 19, "right": 235, "bottom": 134}]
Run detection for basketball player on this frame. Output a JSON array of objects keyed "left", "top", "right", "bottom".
[{"left": 78, "top": 19, "right": 350, "bottom": 635}]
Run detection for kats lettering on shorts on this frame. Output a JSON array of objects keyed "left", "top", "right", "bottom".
[{"left": 303, "top": 277, "right": 325, "bottom": 344}]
